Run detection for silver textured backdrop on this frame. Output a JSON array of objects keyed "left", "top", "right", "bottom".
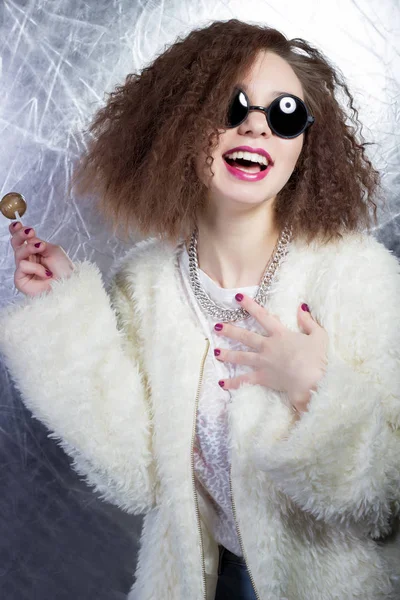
[{"left": 0, "top": 1, "right": 399, "bottom": 598}]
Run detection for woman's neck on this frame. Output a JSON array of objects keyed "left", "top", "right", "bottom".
[{"left": 186, "top": 212, "right": 281, "bottom": 289}]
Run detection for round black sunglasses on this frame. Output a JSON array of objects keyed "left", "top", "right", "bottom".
[{"left": 225, "top": 88, "right": 315, "bottom": 139}]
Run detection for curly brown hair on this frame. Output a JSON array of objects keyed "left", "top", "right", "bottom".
[{"left": 71, "top": 19, "right": 385, "bottom": 247}]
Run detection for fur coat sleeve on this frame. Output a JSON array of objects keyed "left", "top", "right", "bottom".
[
  {"left": 0, "top": 260, "right": 157, "bottom": 515},
  {"left": 249, "top": 237, "right": 400, "bottom": 539}
]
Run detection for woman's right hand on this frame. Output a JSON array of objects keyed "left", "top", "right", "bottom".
[{"left": 9, "top": 222, "right": 76, "bottom": 298}]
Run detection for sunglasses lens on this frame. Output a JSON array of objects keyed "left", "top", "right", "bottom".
[
  {"left": 226, "top": 90, "right": 311, "bottom": 137},
  {"left": 269, "top": 96, "right": 308, "bottom": 137},
  {"left": 226, "top": 89, "right": 248, "bottom": 127}
]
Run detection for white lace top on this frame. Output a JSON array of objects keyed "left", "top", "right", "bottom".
[{"left": 176, "top": 242, "right": 270, "bottom": 556}]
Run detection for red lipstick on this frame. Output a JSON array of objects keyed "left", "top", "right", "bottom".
[{"left": 222, "top": 146, "right": 274, "bottom": 182}]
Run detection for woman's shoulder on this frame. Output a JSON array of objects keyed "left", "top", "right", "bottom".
[
  {"left": 286, "top": 231, "right": 400, "bottom": 320},
  {"left": 108, "top": 236, "right": 174, "bottom": 284},
  {"left": 340, "top": 231, "right": 398, "bottom": 262},
  {"left": 300, "top": 230, "right": 400, "bottom": 282},
  {"left": 335, "top": 231, "right": 399, "bottom": 285},
  {"left": 308, "top": 232, "right": 400, "bottom": 319}
]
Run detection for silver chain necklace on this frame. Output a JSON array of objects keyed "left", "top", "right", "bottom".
[{"left": 187, "top": 224, "right": 293, "bottom": 322}]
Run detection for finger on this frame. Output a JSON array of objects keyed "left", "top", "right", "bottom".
[
  {"left": 215, "top": 347, "right": 262, "bottom": 368},
  {"left": 9, "top": 221, "right": 22, "bottom": 234},
  {"left": 15, "top": 259, "right": 53, "bottom": 290},
  {"left": 10, "top": 225, "right": 36, "bottom": 250},
  {"left": 219, "top": 370, "right": 260, "bottom": 390},
  {"left": 235, "top": 293, "right": 282, "bottom": 334},
  {"left": 14, "top": 239, "right": 46, "bottom": 267},
  {"left": 215, "top": 322, "right": 266, "bottom": 351}
]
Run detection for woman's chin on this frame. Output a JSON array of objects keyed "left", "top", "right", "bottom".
[{"left": 209, "top": 188, "right": 276, "bottom": 208}]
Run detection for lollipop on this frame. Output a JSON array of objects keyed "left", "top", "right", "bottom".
[{"left": 0, "top": 192, "right": 27, "bottom": 222}]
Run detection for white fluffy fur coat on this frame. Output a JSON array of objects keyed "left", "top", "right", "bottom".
[{"left": 0, "top": 231, "right": 399, "bottom": 600}]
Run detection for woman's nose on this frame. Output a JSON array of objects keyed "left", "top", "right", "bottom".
[{"left": 237, "top": 109, "right": 273, "bottom": 138}]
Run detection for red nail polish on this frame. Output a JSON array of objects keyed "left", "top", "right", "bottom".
[
  {"left": 301, "top": 303, "right": 310, "bottom": 312},
  {"left": 214, "top": 323, "right": 223, "bottom": 331},
  {"left": 218, "top": 380, "right": 225, "bottom": 387},
  {"left": 45, "top": 270, "right": 53, "bottom": 277},
  {"left": 235, "top": 293, "right": 243, "bottom": 302},
  {"left": 12, "top": 222, "right": 19, "bottom": 228},
  {"left": 214, "top": 349, "right": 220, "bottom": 356}
]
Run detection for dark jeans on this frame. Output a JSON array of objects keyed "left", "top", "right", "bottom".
[{"left": 214, "top": 545, "right": 258, "bottom": 600}]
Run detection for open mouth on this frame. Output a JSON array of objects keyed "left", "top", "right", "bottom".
[{"left": 223, "top": 155, "right": 268, "bottom": 173}]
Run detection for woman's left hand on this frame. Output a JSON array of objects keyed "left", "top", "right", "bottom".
[{"left": 214, "top": 294, "right": 329, "bottom": 414}]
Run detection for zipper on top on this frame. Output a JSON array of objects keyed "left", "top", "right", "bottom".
[
  {"left": 229, "top": 466, "right": 261, "bottom": 599},
  {"left": 191, "top": 336, "right": 261, "bottom": 600},
  {"left": 191, "top": 337, "right": 210, "bottom": 600}
]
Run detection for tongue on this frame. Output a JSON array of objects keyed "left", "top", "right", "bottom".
[{"left": 232, "top": 159, "right": 261, "bottom": 173}]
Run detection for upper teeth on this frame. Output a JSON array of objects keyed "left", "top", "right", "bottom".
[{"left": 224, "top": 151, "right": 269, "bottom": 166}]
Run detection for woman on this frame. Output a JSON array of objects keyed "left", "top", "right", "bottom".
[{"left": 1, "top": 19, "right": 399, "bottom": 600}]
